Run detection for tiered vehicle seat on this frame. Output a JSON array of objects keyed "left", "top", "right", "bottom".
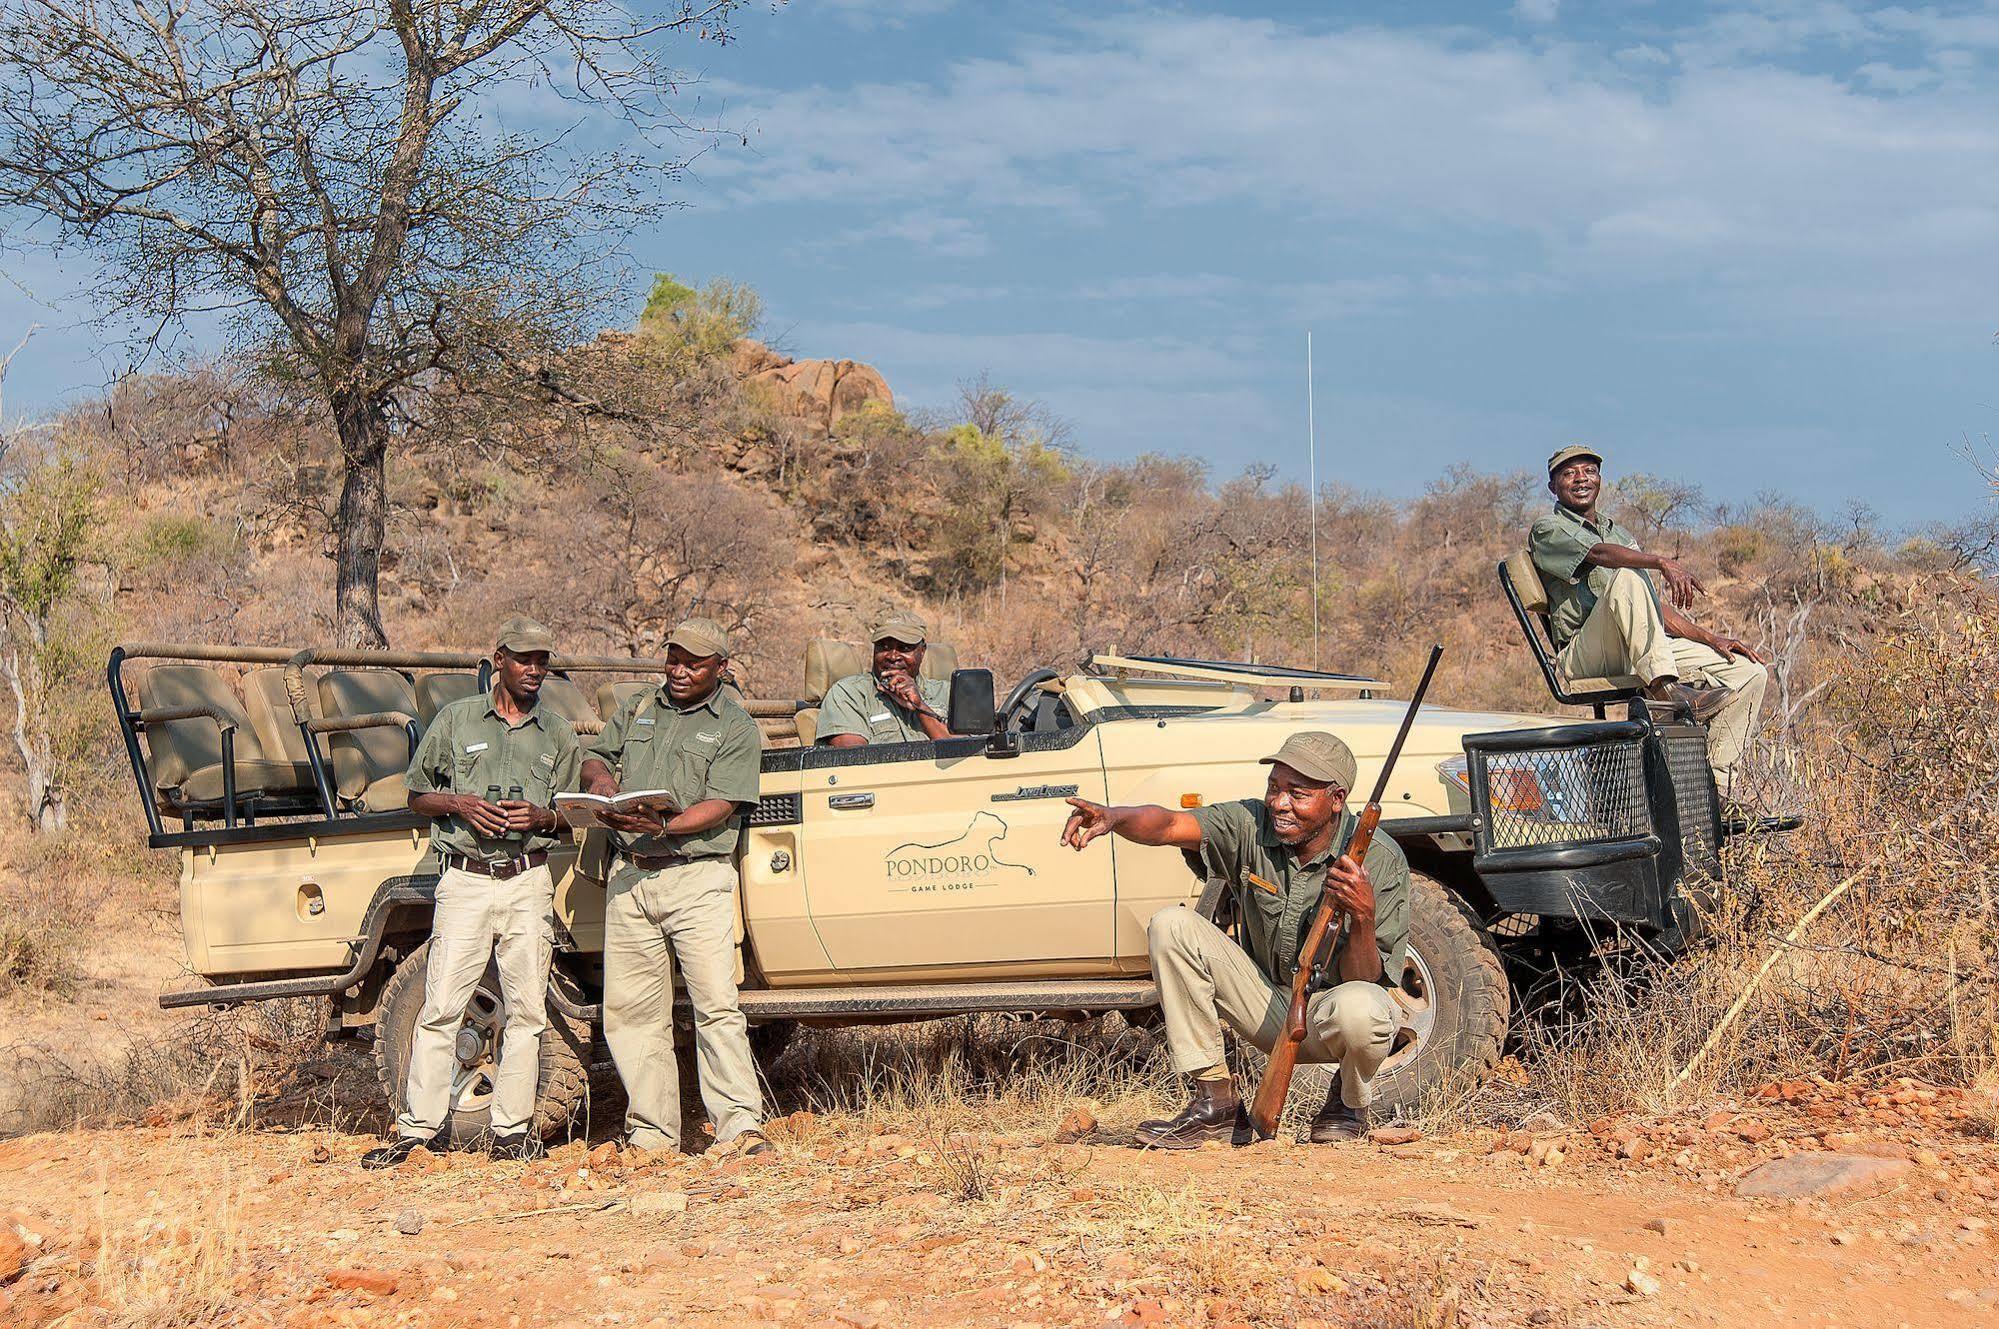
[
  {"left": 794, "top": 639, "right": 958, "bottom": 745},
  {"left": 315, "top": 668, "right": 420, "bottom": 813},
  {"left": 134, "top": 664, "right": 316, "bottom": 821},
  {"left": 595, "top": 680, "right": 652, "bottom": 724},
  {"left": 415, "top": 672, "right": 482, "bottom": 725}
]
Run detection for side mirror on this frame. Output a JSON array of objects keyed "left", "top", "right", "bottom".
[{"left": 947, "top": 668, "right": 997, "bottom": 735}]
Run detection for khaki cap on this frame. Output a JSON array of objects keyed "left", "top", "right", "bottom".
[
  {"left": 494, "top": 614, "right": 555, "bottom": 656},
  {"left": 666, "top": 616, "right": 730, "bottom": 659},
  {"left": 1260, "top": 731, "right": 1358, "bottom": 790},
  {"left": 1547, "top": 444, "right": 1604, "bottom": 476},
  {"left": 868, "top": 611, "right": 928, "bottom": 646}
]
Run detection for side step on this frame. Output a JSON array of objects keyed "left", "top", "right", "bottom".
[{"left": 725, "top": 977, "right": 1159, "bottom": 1022}]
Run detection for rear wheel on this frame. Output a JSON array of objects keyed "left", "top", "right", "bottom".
[
  {"left": 374, "top": 941, "right": 591, "bottom": 1148},
  {"left": 1366, "top": 871, "right": 1510, "bottom": 1117}
]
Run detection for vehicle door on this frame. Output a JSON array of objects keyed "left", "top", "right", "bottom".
[{"left": 797, "top": 726, "right": 1116, "bottom": 976}]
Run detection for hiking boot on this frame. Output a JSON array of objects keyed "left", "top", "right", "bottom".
[
  {"left": 1647, "top": 680, "right": 1733, "bottom": 724},
  {"left": 735, "top": 1130, "right": 770, "bottom": 1158},
  {"left": 489, "top": 1131, "right": 546, "bottom": 1162},
  {"left": 1308, "top": 1100, "right": 1372, "bottom": 1144},
  {"left": 1134, "top": 1077, "right": 1241, "bottom": 1150},
  {"left": 361, "top": 1132, "right": 448, "bottom": 1170}
]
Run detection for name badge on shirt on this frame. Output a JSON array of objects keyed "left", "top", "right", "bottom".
[
  {"left": 695, "top": 730, "right": 720, "bottom": 743},
  {"left": 537, "top": 752, "right": 556, "bottom": 768},
  {"left": 464, "top": 742, "right": 489, "bottom": 754},
  {"left": 1245, "top": 871, "right": 1280, "bottom": 896},
  {"left": 635, "top": 716, "right": 655, "bottom": 726},
  {"left": 868, "top": 712, "right": 892, "bottom": 725}
]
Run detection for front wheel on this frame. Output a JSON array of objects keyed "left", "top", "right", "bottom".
[
  {"left": 373, "top": 941, "right": 591, "bottom": 1147},
  {"left": 1365, "top": 872, "right": 1511, "bottom": 1117}
]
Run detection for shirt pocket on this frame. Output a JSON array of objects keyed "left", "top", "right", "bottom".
[{"left": 669, "top": 742, "right": 719, "bottom": 804}]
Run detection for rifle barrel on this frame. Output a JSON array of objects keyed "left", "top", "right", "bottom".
[{"left": 1363, "top": 646, "right": 1444, "bottom": 806}]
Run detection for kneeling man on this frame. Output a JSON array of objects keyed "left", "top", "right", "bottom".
[{"left": 1061, "top": 732, "right": 1407, "bottom": 1148}]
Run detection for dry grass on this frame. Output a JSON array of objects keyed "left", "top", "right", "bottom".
[{"left": 88, "top": 1158, "right": 249, "bottom": 1328}]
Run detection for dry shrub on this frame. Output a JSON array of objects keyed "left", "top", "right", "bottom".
[
  {"left": 765, "top": 1013, "right": 1179, "bottom": 1139},
  {"left": 0, "top": 998, "right": 338, "bottom": 1136},
  {"left": 87, "top": 1162, "right": 249, "bottom": 1328},
  {"left": 1520, "top": 577, "right": 1999, "bottom": 1118}
]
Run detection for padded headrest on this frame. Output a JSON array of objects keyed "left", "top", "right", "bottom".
[
  {"left": 137, "top": 664, "right": 261, "bottom": 789},
  {"left": 1503, "top": 550, "right": 1549, "bottom": 615},
  {"left": 803, "top": 639, "right": 960, "bottom": 703},
  {"left": 243, "top": 666, "right": 314, "bottom": 765},
  {"left": 415, "top": 672, "right": 482, "bottom": 726},
  {"left": 596, "top": 680, "right": 653, "bottom": 724},
  {"left": 317, "top": 669, "right": 419, "bottom": 799},
  {"left": 537, "top": 675, "right": 594, "bottom": 725}
]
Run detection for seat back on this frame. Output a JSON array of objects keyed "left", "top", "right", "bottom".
[
  {"left": 317, "top": 669, "right": 419, "bottom": 800},
  {"left": 537, "top": 675, "right": 594, "bottom": 727},
  {"left": 1502, "top": 549, "right": 1549, "bottom": 616},
  {"left": 416, "top": 672, "right": 482, "bottom": 726},
  {"left": 136, "top": 664, "right": 263, "bottom": 791},
  {"left": 1497, "top": 554, "right": 1641, "bottom": 711},
  {"left": 595, "top": 680, "right": 653, "bottom": 724},
  {"left": 242, "top": 666, "right": 314, "bottom": 765},
  {"left": 803, "top": 639, "right": 960, "bottom": 702}
]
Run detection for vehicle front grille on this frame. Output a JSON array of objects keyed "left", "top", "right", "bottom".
[
  {"left": 1660, "top": 727, "right": 1721, "bottom": 878},
  {"left": 748, "top": 792, "right": 802, "bottom": 827},
  {"left": 1478, "top": 737, "right": 1651, "bottom": 851}
]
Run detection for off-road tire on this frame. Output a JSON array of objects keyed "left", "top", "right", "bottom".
[
  {"left": 749, "top": 1017, "right": 799, "bottom": 1065},
  {"left": 373, "top": 941, "right": 591, "bottom": 1148},
  {"left": 1365, "top": 871, "right": 1510, "bottom": 1117}
]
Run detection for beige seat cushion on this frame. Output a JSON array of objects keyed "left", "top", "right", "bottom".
[
  {"left": 353, "top": 772, "right": 408, "bottom": 814},
  {"left": 178, "top": 758, "right": 314, "bottom": 803},
  {"left": 416, "top": 672, "right": 482, "bottom": 726},
  {"left": 595, "top": 680, "right": 652, "bottom": 723},
  {"left": 794, "top": 708, "right": 821, "bottom": 746},
  {"left": 1502, "top": 549, "right": 1549, "bottom": 615},
  {"left": 317, "top": 669, "right": 419, "bottom": 801},
  {"left": 138, "top": 664, "right": 263, "bottom": 790},
  {"left": 242, "top": 666, "right": 314, "bottom": 764},
  {"left": 803, "top": 639, "right": 960, "bottom": 703},
  {"left": 537, "top": 676, "right": 594, "bottom": 726}
]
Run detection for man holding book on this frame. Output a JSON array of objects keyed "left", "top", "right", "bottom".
[
  {"left": 365, "top": 615, "right": 581, "bottom": 1168},
  {"left": 580, "top": 617, "right": 769, "bottom": 1156}
]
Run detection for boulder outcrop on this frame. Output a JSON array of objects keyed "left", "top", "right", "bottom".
[{"left": 732, "top": 339, "right": 893, "bottom": 439}]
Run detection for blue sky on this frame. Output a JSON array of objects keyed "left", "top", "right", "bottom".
[{"left": 6, "top": 0, "right": 1997, "bottom": 528}]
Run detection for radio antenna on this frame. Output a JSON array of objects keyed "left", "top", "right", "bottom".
[{"left": 1307, "top": 330, "right": 1321, "bottom": 672}]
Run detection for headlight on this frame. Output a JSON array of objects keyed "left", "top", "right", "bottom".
[{"left": 1440, "top": 752, "right": 1564, "bottom": 818}]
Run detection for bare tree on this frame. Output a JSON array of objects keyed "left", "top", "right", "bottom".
[{"left": 0, "top": 0, "right": 741, "bottom": 646}]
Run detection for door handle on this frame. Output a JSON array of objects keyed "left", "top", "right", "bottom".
[{"left": 828, "top": 792, "right": 875, "bottom": 811}]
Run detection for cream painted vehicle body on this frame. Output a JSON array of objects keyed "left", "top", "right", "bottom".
[{"left": 113, "top": 642, "right": 1736, "bottom": 1142}]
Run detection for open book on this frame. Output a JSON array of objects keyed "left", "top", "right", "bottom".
[{"left": 554, "top": 790, "right": 680, "bottom": 831}]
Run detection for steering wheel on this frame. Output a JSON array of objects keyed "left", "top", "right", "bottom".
[{"left": 998, "top": 668, "right": 1063, "bottom": 734}]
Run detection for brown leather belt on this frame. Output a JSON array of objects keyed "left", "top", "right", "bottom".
[
  {"left": 441, "top": 850, "right": 548, "bottom": 880},
  {"left": 627, "top": 852, "right": 702, "bottom": 871}
]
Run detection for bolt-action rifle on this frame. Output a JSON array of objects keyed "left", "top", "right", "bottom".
[{"left": 1245, "top": 645, "right": 1444, "bottom": 1141}]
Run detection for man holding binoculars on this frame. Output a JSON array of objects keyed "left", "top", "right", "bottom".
[{"left": 365, "top": 615, "right": 582, "bottom": 1168}]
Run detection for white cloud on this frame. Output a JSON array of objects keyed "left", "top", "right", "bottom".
[
  {"left": 1514, "top": 0, "right": 1561, "bottom": 24},
  {"left": 805, "top": 212, "right": 990, "bottom": 257},
  {"left": 710, "top": 10, "right": 1999, "bottom": 324}
]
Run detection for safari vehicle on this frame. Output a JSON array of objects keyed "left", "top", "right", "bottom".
[{"left": 110, "top": 597, "right": 1761, "bottom": 1143}]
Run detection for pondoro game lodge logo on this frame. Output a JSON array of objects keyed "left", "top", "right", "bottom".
[{"left": 886, "top": 812, "right": 1034, "bottom": 893}]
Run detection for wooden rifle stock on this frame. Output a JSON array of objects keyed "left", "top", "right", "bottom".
[{"left": 1244, "top": 646, "right": 1444, "bottom": 1141}]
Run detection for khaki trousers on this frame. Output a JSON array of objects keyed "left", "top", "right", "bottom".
[
  {"left": 602, "top": 857, "right": 763, "bottom": 1151},
  {"left": 1149, "top": 905, "right": 1397, "bottom": 1110},
  {"left": 1557, "top": 567, "right": 1770, "bottom": 791},
  {"left": 396, "top": 863, "right": 553, "bottom": 1138}
]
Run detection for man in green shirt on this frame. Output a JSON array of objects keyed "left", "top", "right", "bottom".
[
  {"left": 1062, "top": 732, "right": 1408, "bottom": 1149},
  {"left": 1529, "top": 445, "right": 1770, "bottom": 795},
  {"left": 365, "top": 615, "right": 581, "bottom": 1168},
  {"left": 815, "top": 611, "right": 951, "bottom": 747},
  {"left": 581, "top": 616, "right": 768, "bottom": 1156}
]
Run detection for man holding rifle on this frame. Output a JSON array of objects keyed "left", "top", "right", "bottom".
[{"left": 1061, "top": 731, "right": 1409, "bottom": 1148}]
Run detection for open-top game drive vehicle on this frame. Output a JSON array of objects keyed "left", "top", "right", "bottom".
[{"left": 110, "top": 586, "right": 1779, "bottom": 1144}]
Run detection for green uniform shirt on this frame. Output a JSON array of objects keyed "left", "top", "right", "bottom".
[
  {"left": 405, "top": 693, "right": 582, "bottom": 861},
  {"left": 585, "top": 684, "right": 762, "bottom": 860},
  {"left": 1528, "top": 503, "right": 1662, "bottom": 650},
  {"left": 815, "top": 672, "right": 950, "bottom": 744},
  {"left": 1187, "top": 799, "right": 1411, "bottom": 990}
]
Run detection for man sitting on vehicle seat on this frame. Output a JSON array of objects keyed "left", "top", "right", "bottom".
[
  {"left": 816, "top": 611, "right": 951, "bottom": 747},
  {"left": 1531, "top": 445, "right": 1770, "bottom": 798},
  {"left": 1061, "top": 732, "right": 1408, "bottom": 1149},
  {"left": 364, "top": 615, "right": 581, "bottom": 1169}
]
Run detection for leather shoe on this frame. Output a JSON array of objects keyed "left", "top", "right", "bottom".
[
  {"left": 489, "top": 1132, "right": 545, "bottom": 1162},
  {"left": 1308, "top": 1101, "right": 1371, "bottom": 1144},
  {"left": 1134, "top": 1077, "right": 1241, "bottom": 1150},
  {"left": 1649, "top": 681, "right": 1733, "bottom": 724},
  {"left": 361, "top": 1132, "right": 448, "bottom": 1169}
]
